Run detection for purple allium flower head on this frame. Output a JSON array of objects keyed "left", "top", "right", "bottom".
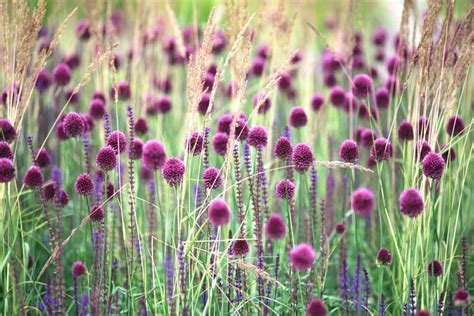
[
  {"left": 370, "top": 138, "right": 393, "bottom": 161},
  {"left": 63, "top": 53, "right": 81, "bottom": 70},
  {"left": 323, "top": 72, "right": 337, "bottom": 87},
  {"left": 212, "top": 132, "right": 229, "bottom": 156},
  {"left": 63, "top": 112, "right": 85, "bottom": 137},
  {"left": 265, "top": 213, "right": 286, "bottom": 240},
  {"left": 35, "top": 68, "right": 51, "bottom": 93},
  {"left": 339, "top": 139, "right": 359, "bottom": 163},
  {"left": 72, "top": 261, "right": 87, "bottom": 278},
  {"left": 35, "top": 148, "right": 51, "bottom": 168},
  {"left": 202, "top": 72, "right": 215, "bottom": 92},
  {"left": 311, "top": 92, "right": 324, "bottom": 112},
  {"left": 157, "top": 95, "right": 172, "bottom": 113},
  {"left": 335, "top": 223, "right": 346, "bottom": 234},
  {"left": 385, "top": 75, "right": 399, "bottom": 95},
  {"left": 292, "top": 143, "right": 314, "bottom": 172},
  {"left": 107, "top": 131, "right": 127, "bottom": 153},
  {"left": 372, "top": 27, "right": 387, "bottom": 46},
  {"left": 88, "top": 99, "right": 106, "bottom": 120},
  {"left": 208, "top": 198, "right": 231, "bottom": 226},
  {"left": 217, "top": 114, "right": 234, "bottom": 134},
  {"left": 416, "top": 311, "right": 431, "bottom": 316},
  {"left": 376, "top": 248, "right": 392, "bottom": 266},
  {"left": 235, "top": 117, "right": 249, "bottom": 140},
  {"left": 52, "top": 63, "right": 72, "bottom": 86},
  {"left": 251, "top": 57, "right": 265, "bottom": 76},
  {"left": 81, "top": 114, "right": 94, "bottom": 133},
  {"left": 417, "top": 116, "right": 430, "bottom": 138},
  {"left": 399, "top": 188, "right": 424, "bottom": 218},
  {"left": 111, "top": 81, "right": 131, "bottom": 100},
  {"left": 289, "top": 243, "right": 316, "bottom": 271},
  {"left": 386, "top": 55, "right": 402, "bottom": 75},
  {"left": 257, "top": 43, "right": 271, "bottom": 59},
  {"left": 43, "top": 182, "right": 56, "bottom": 200},
  {"left": 441, "top": 145, "right": 456, "bottom": 162},
  {"left": 416, "top": 141, "right": 432, "bottom": 161},
  {"left": 75, "top": 19, "right": 91, "bottom": 40},
  {"left": 162, "top": 157, "right": 185, "bottom": 186},
  {"left": 23, "top": 166, "right": 44, "bottom": 188},
  {"left": 375, "top": 48, "right": 385, "bottom": 62},
  {"left": 275, "top": 179, "right": 295, "bottom": 200},
  {"left": 197, "top": 92, "right": 210, "bottom": 115},
  {"left": 427, "top": 260, "right": 443, "bottom": 277},
  {"left": 0, "top": 158, "right": 15, "bottom": 183},
  {"left": 398, "top": 120, "right": 414, "bottom": 141},
  {"left": 278, "top": 72, "right": 292, "bottom": 91},
  {"left": 454, "top": 288, "right": 471, "bottom": 306},
  {"left": 446, "top": 115, "right": 465, "bottom": 137},
  {"left": 422, "top": 152, "right": 445, "bottom": 180},
  {"left": 289, "top": 106, "right": 308, "bottom": 128},
  {"left": 211, "top": 30, "right": 226, "bottom": 54},
  {"left": 352, "top": 74, "right": 373, "bottom": 97},
  {"left": 89, "top": 205, "right": 104, "bottom": 222},
  {"left": 232, "top": 239, "right": 250, "bottom": 256},
  {"left": 274, "top": 136, "right": 292, "bottom": 160},
  {"left": 329, "top": 86, "right": 346, "bottom": 107},
  {"left": 306, "top": 298, "right": 328, "bottom": 316},
  {"left": 322, "top": 51, "right": 341, "bottom": 72},
  {"left": 202, "top": 167, "right": 222, "bottom": 190},
  {"left": 134, "top": 117, "right": 148, "bottom": 135},
  {"left": 92, "top": 90, "right": 106, "bottom": 103},
  {"left": 142, "top": 140, "right": 166, "bottom": 170},
  {"left": 360, "top": 128, "right": 376, "bottom": 147},
  {"left": 247, "top": 125, "right": 268, "bottom": 147},
  {"left": 375, "top": 86, "right": 390, "bottom": 109},
  {"left": 253, "top": 92, "right": 271, "bottom": 114},
  {"left": 75, "top": 173, "right": 94, "bottom": 195},
  {"left": 186, "top": 132, "right": 204, "bottom": 156},
  {"left": 351, "top": 188, "right": 375, "bottom": 216},
  {"left": 343, "top": 92, "right": 358, "bottom": 112},
  {"left": 53, "top": 188, "right": 69, "bottom": 208},
  {"left": 96, "top": 146, "right": 117, "bottom": 171},
  {"left": 0, "top": 142, "right": 13, "bottom": 160},
  {"left": 0, "top": 119, "right": 17, "bottom": 143}
]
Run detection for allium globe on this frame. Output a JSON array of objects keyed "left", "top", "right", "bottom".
[
  {"left": 208, "top": 198, "right": 231, "bottom": 226},
  {"left": 162, "top": 157, "right": 185, "bottom": 186},
  {"left": 399, "top": 188, "right": 424, "bottom": 218},
  {"left": 265, "top": 213, "right": 286, "bottom": 240},
  {"left": 289, "top": 243, "right": 316, "bottom": 271},
  {"left": 351, "top": 188, "right": 375, "bottom": 216}
]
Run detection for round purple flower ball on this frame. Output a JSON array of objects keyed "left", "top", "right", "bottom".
[
  {"left": 217, "top": 114, "right": 234, "bottom": 134},
  {"left": 416, "top": 141, "right": 432, "bottom": 162},
  {"left": 0, "top": 158, "right": 15, "bottom": 183},
  {"left": 113, "top": 81, "right": 131, "bottom": 100},
  {"left": 208, "top": 198, "right": 231, "bottom": 226},
  {"left": 310, "top": 93, "right": 324, "bottom": 112},
  {"left": 75, "top": 19, "right": 91, "bottom": 41},
  {"left": 72, "top": 261, "right": 88, "bottom": 278},
  {"left": 422, "top": 152, "right": 445, "bottom": 180},
  {"left": 375, "top": 86, "right": 390, "bottom": 109},
  {"left": 289, "top": 106, "right": 308, "bottom": 128},
  {"left": 352, "top": 74, "right": 373, "bottom": 97},
  {"left": 75, "top": 173, "right": 94, "bottom": 195},
  {"left": 253, "top": 92, "right": 271, "bottom": 114},
  {"left": 360, "top": 128, "right": 376, "bottom": 147},
  {"left": 278, "top": 72, "right": 292, "bottom": 91},
  {"left": 52, "top": 63, "right": 72, "bottom": 86},
  {"left": 88, "top": 98, "right": 106, "bottom": 120},
  {"left": 265, "top": 213, "right": 286, "bottom": 240},
  {"left": 446, "top": 115, "right": 465, "bottom": 137},
  {"left": 129, "top": 138, "right": 143, "bottom": 160},
  {"left": 251, "top": 57, "right": 265, "bottom": 76},
  {"left": 339, "top": 139, "right": 359, "bottom": 163},
  {"left": 274, "top": 136, "right": 293, "bottom": 160},
  {"left": 235, "top": 118, "right": 249, "bottom": 140},
  {"left": 232, "top": 239, "right": 250, "bottom": 256},
  {"left": 35, "top": 68, "right": 52, "bottom": 93},
  {"left": 306, "top": 298, "right": 328, "bottom": 316},
  {"left": 399, "top": 188, "right": 424, "bottom": 218},
  {"left": 370, "top": 138, "right": 393, "bottom": 161},
  {"left": 323, "top": 72, "right": 337, "bottom": 87},
  {"left": 376, "top": 247, "right": 392, "bottom": 266},
  {"left": 454, "top": 288, "right": 471, "bottom": 306},
  {"left": 351, "top": 188, "right": 375, "bottom": 216},
  {"left": 372, "top": 27, "right": 387, "bottom": 46},
  {"left": 197, "top": 93, "right": 211, "bottom": 115},
  {"left": 329, "top": 86, "right": 346, "bottom": 107},
  {"left": 53, "top": 188, "right": 69, "bottom": 208},
  {"left": 416, "top": 311, "right": 431, "bottom": 316},
  {"left": 289, "top": 243, "right": 316, "bottom": 271},
  {"left": 427, "top": 260, "right": 443, "bottom": 277},
  {"left": 398, "top": 120, "right": 414, "bottom": 141},
  {"left": 275, "top": 179, "right": 295, "bottom": 200},
  {"left": 292, "top": 143, "right": 314, "bottom": 172},
  {"left": 23, "top": 166, "right": 44, "bottom": 189},
  {"left": 203, "top": 167, "right": 222, "bottom": 190},
  {"left": 96, "top": 146, "right": 117, "bottom": 171},
  {"left": 0, "top": 119, "right": 17, "bottom": 143},
  {"left": 417, "top": 116, "right": 430, "bottom": 138},
  {"left": 134, "top": 118, "right": 148, "bottom": 136},
  {"left": 441, "top": 145, "right": 456, "bottom": 163},
  {"left": 107, "top": 131, "right": 127, "bottom": 154},
  {"left": 142, "top": 140, "right": 166, "bottom": 170},
  {"left": 0, "top": 142, "right": 13, "bottom": 160},
  {"left": 335, "top": 223, "right": 346, "bottom": 234},
  {"left": 212, "top": 132, "right": 229, "bottom": 156},
  {"left": 157, "top": 95, "right": 172, "bottom": 113},
  {"left": 43, "top": 182, "right": 56, "bottom": 201},
  {"left": 247, "top": 125, "right": 268, "bottom": 148},
  {"left": 89, "top": 205, "right": 105, "bottom": 222},
  {"left": 386, "top": 55, "right": 402, "bottom": 75},
  {"left": 186, "top": 132, "right": 204, "bottom": 156},
  {"left": 63, "top": 112, "right": 85, "bottom": 138},
  {"left": 162, "top": 157, "right": 185, "bottom": 186}
]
